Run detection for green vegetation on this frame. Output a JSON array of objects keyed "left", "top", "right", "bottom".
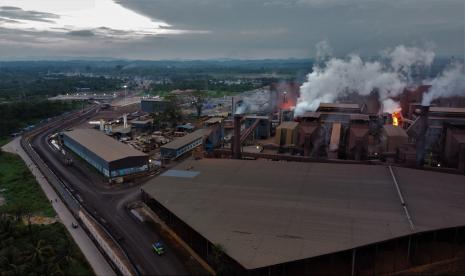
[
  {"left": 0, "top": 152, "right": 93, "bottom": 275},
  {"left": 0, "top": 137, "right": 9, "bottom": 147},
  {"left": 0, "top": 75, "right": 122, "bottom": 101},
  {"left": 0, "top": 215, "right": 93, "bottom": 275},
  {"left": 0, "top": 152, "right": 54, "bottom": 217},
  {"left": 151, "top": 94, "right": 184, "bottom": 128},
  {"left": 192, "top": 91, "right": 207, "bottom": 118},
  {"left": 209, "top": 243, "right": 228, "bottom": 275},
  {"left": 149, "top": 80, "right": 259, "bottom": 95},
  {"left": 0, "top": 100, "right": 84, "bottom": 138}
]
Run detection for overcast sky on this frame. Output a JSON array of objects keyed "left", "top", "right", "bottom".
[{"left": 0, "top": 0, "right": 463, "bottom": 60}]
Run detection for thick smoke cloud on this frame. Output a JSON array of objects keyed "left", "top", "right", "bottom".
[
  {"left": 296, "top": 45, "right": 435, "bottom": 115},
  {"left": 422, "top": 64, "right": 465, "bottom": 106}
]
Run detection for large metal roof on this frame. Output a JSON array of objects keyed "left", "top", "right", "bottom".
[
  {"left": 63, "top": 129, "right": 147, "bottom": 163},
  {"left": 161, "top": 129, "right": 207, "bottom": 150},
  {"left": 142, "top": 159, "right": 465, "bottom": 269}
]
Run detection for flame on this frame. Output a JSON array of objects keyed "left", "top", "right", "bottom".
[{"left": 392, "top": 111, "right": 401, "bottom": 126}]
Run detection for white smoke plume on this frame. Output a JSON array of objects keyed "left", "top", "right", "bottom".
[
  {"left": 315, "top": 40, "right": 332, "bottom": 65},
  {"left": 422, "top": 63, "right": 465, "bottom": 106},
  {"left": 296, "top": 44, "right": 435, "bottom": 115},
  {"left": 387, "top": 45, "right": 435, "bottom": 81}
]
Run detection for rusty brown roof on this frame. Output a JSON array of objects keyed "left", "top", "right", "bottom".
[{"left": 142, "top": 159, "right": 465, "bottom": 269}]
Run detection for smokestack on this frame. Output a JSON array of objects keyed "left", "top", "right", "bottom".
[
  {"left": 99, "top": 119, "right": 105, "bottom": 131},
  {"left": 416, "top": 105, "right": 429, "bottom": 166},
  {"left": 123, "top": 114, "right": 128, "bottom": 128},
  {"left": 233, "top": 114, "right": 242, "bottom": 159}
]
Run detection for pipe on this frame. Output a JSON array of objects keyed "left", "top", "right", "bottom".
[
  {"left": 416, "top": 106, "right": 429, "bottom": 167},
  {"left": 233, "top": 114, "right": 242, "bottom": 159}
]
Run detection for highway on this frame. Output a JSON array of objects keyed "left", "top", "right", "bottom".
[{"left": 24, "top": 105, "right": 188, "bottom": 276}]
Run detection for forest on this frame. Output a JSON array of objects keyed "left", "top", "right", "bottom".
[{"left": 0, "top": 100, "right": 84, "bottom": 138}]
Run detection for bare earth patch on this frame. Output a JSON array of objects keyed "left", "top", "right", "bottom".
[{"left": 23, "top": 216, "right": 59, "bottom": 225}]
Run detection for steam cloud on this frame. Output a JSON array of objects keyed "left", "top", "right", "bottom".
[
  {"left": 421, "top": 64, "right": 465, "bottom": 106},
  {"left": 296, "top": 44, "right": 435, "bottom": 115}
]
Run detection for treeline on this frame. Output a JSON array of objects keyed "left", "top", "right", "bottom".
[
  {"left": 0, "top": 100, "right": 82, "bottom": 138},
  {"left": 149, "top": 79, "right": 261, "bottom": 93},
  {"left": 0, "top": 215, "right": 92, "bottom": 275},
  {"left": 0, "top": 76, "right": 122, "bottom": 101}
]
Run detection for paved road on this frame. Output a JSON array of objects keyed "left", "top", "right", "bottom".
[
  {"left": 28, "top": 108, "right": 188, "bottom": 276},
  {"left": 2, "top": 137, "right": 115, "bottom": 276}
]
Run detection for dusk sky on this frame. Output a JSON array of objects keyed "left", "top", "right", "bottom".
[{"left": 0, "top": 0, "right": 463, "bottom": 60}]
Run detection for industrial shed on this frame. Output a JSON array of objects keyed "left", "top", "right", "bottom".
[
  {"left": 160, "top": 129, "right": 207, "bottom": 160},
  {"left": 62, "top": 129, "right": 149, "bottom": 178},
  {"left": 142, "top": 159, "right": 465, "bottom": 275}
]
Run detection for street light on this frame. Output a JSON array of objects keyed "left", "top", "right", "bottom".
[{"left": 123, "top": 85, "right": 128, "bottom": 106}]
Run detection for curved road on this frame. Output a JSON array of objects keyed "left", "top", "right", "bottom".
[{"left": 29, "top": 107, "right": 188, "bottom": 276}]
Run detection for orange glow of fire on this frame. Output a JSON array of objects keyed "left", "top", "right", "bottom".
[{"left": 392, "top": 111, "right": 401, "bottom": 126}]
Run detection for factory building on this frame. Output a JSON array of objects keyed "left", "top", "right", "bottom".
[
  {"left": 203, "top": 118, "right": 224, "bottom": 152},
  {"left": 383, "top": 125, "right": 408, "bottom": 154},
  {"left": 140, "top": 99, "right": 168, "bottom": 113},
  {"left": 62, "top": 129, "right": 149, "bottom": 178},
  {"left": 142, "top": 158, "right": 465, "bottom": 275},
  {"left": 443, "top": 123, "right": 465, "bottom": 172},
  {"left": 275, "top": 121, "right": 299, "bottom": 146},
  {"left": 244, "top": 115, "right": 271, "bottom": 139},
  {"left": 160, "top": 129, "right": 208, "bottom": 160},
  {"left": 346, "top": 114, "right": 370, "bottom": 160}
]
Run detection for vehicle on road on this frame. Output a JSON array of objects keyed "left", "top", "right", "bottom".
[
  {"left": 71, "top": 222, "right": 79, "bottom": 229},
  {"left": 152, "top": 242, "right": 165, "bottom": 255}
]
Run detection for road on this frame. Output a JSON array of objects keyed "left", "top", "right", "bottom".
[{"left": 26, "top": 106, "right": 188, "bottom": 276}]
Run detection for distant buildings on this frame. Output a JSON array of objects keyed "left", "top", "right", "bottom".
[{"left": 140, "top": 99, "right": 168, "bottom": 113}]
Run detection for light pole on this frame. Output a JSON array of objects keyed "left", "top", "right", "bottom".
[{"left": 123, "top": 85, "right": 128, "bottom": 106}]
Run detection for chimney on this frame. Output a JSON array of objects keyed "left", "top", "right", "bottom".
[
  {"left": 233, "top": 114, "right": 242, "bottom": 159},
  {"left": 99, "top": 119, "right": 105, "bottom": 131},
  {"left": 123, "top": 114, "right": 128, "bottom": 128},
  {"left": 416, "top": 105, "right": 429, "bottom": 166}
]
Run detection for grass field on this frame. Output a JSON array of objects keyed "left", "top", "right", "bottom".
[
  {"left": 0, "top": 137, "right": 10, "bottom": 147},
  {"left": 0, "top": 151, "right": 54, "bottom": 217}
]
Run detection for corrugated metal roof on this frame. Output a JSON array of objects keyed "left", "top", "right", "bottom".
[
  {"left": 161, "top": 129, "right": 207, "bottom": 150},
  {"left": 63, "top": 129, "right": 147, "bottom": 162},
  {"left": 142, "top": 159, "right": 465, "bottom": 270},
  {"left": 430, "top": 107, "right": 465, "bottom": 114},
  {"left": 204, "top": 117, "right": 223, "bottom": 124},
  {"left": 276, "top": 121, "right": 299, "bottom": 130},
  {"left": 318, "top": 103, "right": 360, "bottom": 109}
]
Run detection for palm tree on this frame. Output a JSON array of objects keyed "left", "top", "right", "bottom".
[{"left": 28, "top": 239, "right": 54, "bottom": 267}]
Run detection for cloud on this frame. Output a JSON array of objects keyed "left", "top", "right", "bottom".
[
  {"left": 0, "top": 6, "right": 59, "bottom": 23},
  {"left": 0, "top": 0, "right": 197, "bottom": 39},
  {"left": 0, "top": 0, "right": 463, "bottom": 59},
  {"left": 67, "top": 30, "right": 95, "bottom": 37}
]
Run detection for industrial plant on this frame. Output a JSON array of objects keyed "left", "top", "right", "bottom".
[{"left": 49, "top": 59, "right": 465, "bottom": 275}]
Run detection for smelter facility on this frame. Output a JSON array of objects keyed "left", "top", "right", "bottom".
[
  {"left": 142, "top": 158, "right": 465, "bottom": 275},
  {"left": 62, "top": 129, "right": 149, "bottom": 179}
]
